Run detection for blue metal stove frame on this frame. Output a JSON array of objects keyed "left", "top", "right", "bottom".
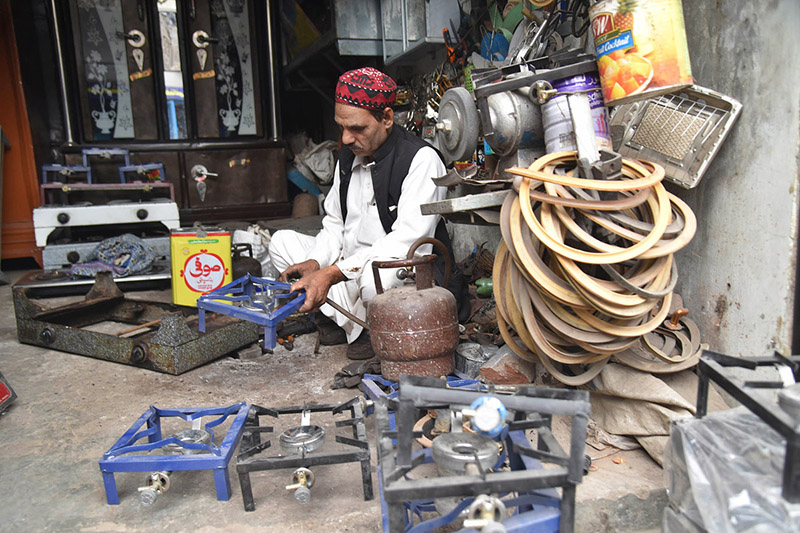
[
  {"left": 196, "top": 274, "right": 305, "bottom": 350},
  {"left": 98, "top": 402, "right": 250, "bottom": 504}
]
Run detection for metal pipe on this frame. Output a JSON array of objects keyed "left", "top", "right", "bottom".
[
  {"left": 50, "top": 0, "right": 74, "bottom": 145},
  {"left": 379, "top": 0, "right": 387, "bottom": 63},
  {"left": 264, "top": 0, "right": 279, "bottom": 140},
  {"left": 399, "top": 383, "right": 591, "bottom": 417},
  {"left": 325, "top": 297, "right": 369, "bottom": 329},
  {"left": 400, "top": 0, "right": 408, "bottom": 52}
]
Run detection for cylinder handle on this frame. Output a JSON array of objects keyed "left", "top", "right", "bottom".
[{"left": 372, "top": 255, "right": 436, "bottom": 295}]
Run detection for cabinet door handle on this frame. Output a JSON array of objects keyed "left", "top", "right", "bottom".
[
  {"left": 117, "top": 30, "right": 146, "bottom": 48},
  {"left": 192, "top": 30, "right": 218, "bottom": 48},
  {"left": 191, "top": 164, "right": 218, "bottom": 180}
]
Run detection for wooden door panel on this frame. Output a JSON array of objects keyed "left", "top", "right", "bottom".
[
  {"left": 69, "top": 0, "right": 160, "bottom": 141},
  {"left": 121, "top": 0, "right": 158, "bottom": 140},
  {"left": 186, "top": 0, "right": 261, "bottom": 139},
  {"left": 184, "top": 148, "right": 287, "bottom": 208},
  {"left": 187, "top": 2, "right": 218, "bottom": 138}
]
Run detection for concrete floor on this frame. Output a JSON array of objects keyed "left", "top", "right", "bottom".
[{"left": 0, "top": 269, "right": 667, "bottom": 532}]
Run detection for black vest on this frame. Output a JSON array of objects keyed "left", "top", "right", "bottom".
[{"left": 337, "top": 125, "right": 470, "bottom": 321}]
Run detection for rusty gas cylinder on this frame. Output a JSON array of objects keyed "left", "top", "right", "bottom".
[{"left": 368, "top": 239, "right": 459, "bottom": 381}]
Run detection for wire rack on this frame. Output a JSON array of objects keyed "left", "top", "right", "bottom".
[{"left": 610, "top": 85, "right": 742, "bottom": 188}]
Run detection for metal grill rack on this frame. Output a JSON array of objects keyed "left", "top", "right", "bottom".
[
  {"left": 235, "top": 397, "right": 373, "bottom": 511},
  {"left": 98, "top": 402, "right": 250, "bottom": 505},
  {"left": 376, "top": 375, "right": 590, "bottom": 533},
  {"left": 696, "top": 350, "right": 800, "bottom": 502},
  {"left": 610, "top": 85, "right": 742, "bottom": 188}
]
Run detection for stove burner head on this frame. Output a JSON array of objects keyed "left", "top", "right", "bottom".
[
  {"left": 163, "top": 429, "right": 211, "bottom": 455},
  {"left": 431, "top": 432, "right": 499, "bottom": 474},
  {"left": 279, "top": 425, "right": 325, "bottom": 455},
  {"left": 34, "top": 270, "right": 71, "bottom": 281},
  {"left": 240, "top": 289, "right": 274, "bottom": 312}
]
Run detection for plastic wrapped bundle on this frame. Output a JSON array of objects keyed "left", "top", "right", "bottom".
[{"left": 664, "top": 407, "right": 800, "bottom": 533}]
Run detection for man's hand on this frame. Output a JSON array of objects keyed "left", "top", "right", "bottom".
[
  {"left": 282, "top": 261, "right": 346, "bottom": 313},
  {"left": 278, "top": 259, "right": 320, "bottom": 283}
]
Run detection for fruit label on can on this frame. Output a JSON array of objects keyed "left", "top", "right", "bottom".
[
  {"left": 592, "top": 13, "right": 634, "bottom": 58},
  {"left": 590, "top": 0, "right": 692, "bottom": 105}
]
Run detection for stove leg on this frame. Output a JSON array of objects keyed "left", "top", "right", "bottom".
[
  {"left": 387, "top": 501, "right": 406, "bottom": 532},
  {"left": 213, "top": 467, "right": 232, "bottom": 501},
  {"left": 360, "top": 458, "right": 374, "bottom": 501},
  {"left": 560, "top": 483, "right": 576, "bottom": 533},
  {"left": 102, "top": 472, "right": 119, "bottom": 505},
  {"left": 696, "top": 370, "right": 709, "bottom": 418},
  {"left": 784, "top": 434, "right": 800, "bottom": 503},
  {"left": 263, "top": 326, "right": 276, "bottom": 350},
  {"left": 239, "top": 471, "right": 256, "bottom": 511}
]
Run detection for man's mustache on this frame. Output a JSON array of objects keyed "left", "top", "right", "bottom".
[{"left": 345, "top": 143, "right": 363, "bottom": 151}]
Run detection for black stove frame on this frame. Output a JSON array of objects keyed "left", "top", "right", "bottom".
[
  {"left": 697, "top": 349, "right": 800, "bottom": 502},
  {"left": 235, "top": 397, "right": 373, "bottom": 511}
]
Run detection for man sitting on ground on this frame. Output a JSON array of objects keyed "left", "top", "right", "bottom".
[{"left": 269, "top": 66, "right": 452, "bottom": 360}]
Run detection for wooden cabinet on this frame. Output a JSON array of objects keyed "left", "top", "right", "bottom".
[{"left": 56, "top": 0, "right": 288, "bottom": 222}]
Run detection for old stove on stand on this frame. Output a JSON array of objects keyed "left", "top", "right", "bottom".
[
  {"left": 235, "top": 397, "right": 373, "bottom": 511},
  {"left": 13, "top": 272, "right": 260, "bottom": 374},
  {"left": 22, "top": 147, "right": 178, "bottom": 291}
]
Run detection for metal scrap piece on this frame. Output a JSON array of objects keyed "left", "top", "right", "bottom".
[{"left": 13, "top": 272, "right": 258, "bottom": 374}]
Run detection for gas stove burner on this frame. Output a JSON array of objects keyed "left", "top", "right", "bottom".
[
  {"left": 279, "top": 425, "right": 325, "bottom": 455},
  {"left": 164, "top": 429, "right": 212, "bottom": 455},
  {"left": 239, "top": 289, "right": 279, "bottom": 312},
  {"left": 236, "top": 398, "right": 373, "bottom": 511},
  {"left": 431, "top": 432, "right": 500, "bottom": 474},
  {"left": 197, "top": 274, "right": 304, "bottom": 350},
  {"left": 98, "top": 402, "right": 249, "bottom": 505},
  {"left": 375, "top": 375, "right": 592, "bottom": 532},
  {"left": 33, "top": 270, "right": 71, "bottom": 281}
]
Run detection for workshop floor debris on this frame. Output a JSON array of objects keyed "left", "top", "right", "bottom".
[{"left": 0, "top": 270, "right": 667, "bottom": 532}]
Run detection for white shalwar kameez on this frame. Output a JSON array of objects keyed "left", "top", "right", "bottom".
[{"left": 269, "top": 146, "right": 447, "bottom": 343}]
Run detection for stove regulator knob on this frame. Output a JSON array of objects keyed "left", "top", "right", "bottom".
[
  {"left": 139, "top": 487, "right": 159, "bottom": 506},
  {"left": 57, "top": 212, "right": 70, "bottom": 224},
  {"left": 40, "top": 328, "right": 55, "bottom": 345},
  {"left": 294, "top": 486, "right": 311, "bottom": 505},
  {"left": 136, "top": 209, "right": 149, "bottom": 220}
]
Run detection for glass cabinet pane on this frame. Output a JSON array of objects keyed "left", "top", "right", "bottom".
[
  {"left": 158, "top": 0, "right": 188, "bottom": 139},
  {"left": 74, "top": 0, "right": 136, "bottom": 139},
  {"left": 68, "top": 0, "right": 264, "bottom": 142},
  {"left": 189, "top": 0, "right": 261, "bottom": 138}
]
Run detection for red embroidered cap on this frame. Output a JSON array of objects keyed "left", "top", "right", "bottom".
[{"left": 335, "top": 67, "right": 397, "bottom": 110}]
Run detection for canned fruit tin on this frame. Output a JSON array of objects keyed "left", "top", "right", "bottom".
[
  {"left": 171, "top": 228, "right": 232, "bottom": 307},
  {"left": 591, "top": 0, "right": 692, "bottom": 105}
]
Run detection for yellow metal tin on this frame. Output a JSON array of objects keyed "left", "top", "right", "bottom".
[{"left": 170, "top": 228, "right": 232, "bottom": 307}]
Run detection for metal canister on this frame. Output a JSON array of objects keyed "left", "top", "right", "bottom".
[
  {"left": 231, "top": 243, "right": 262, "bottom": 280},
  {"left": 170, "top": 227, "right": 232, "bottom": 306},
  {"left": 368, "top": 243, "right": 459, "bottom": 381},
  {"left": 590, "top": 0, "right": 692, "bottom": 105}
]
